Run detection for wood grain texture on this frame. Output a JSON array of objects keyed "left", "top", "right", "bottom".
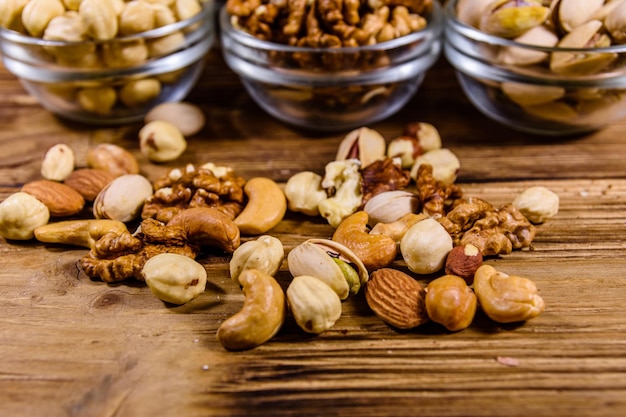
[{"left": 2, "top": 44, "right": 626, "bottom": 417}]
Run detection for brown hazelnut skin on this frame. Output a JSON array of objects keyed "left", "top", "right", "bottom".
[
  {"left": 425, "top": 275, "right": 477, "bottom": 332},
  {"left": 445, "top": 244, "right": 483, "bottom": 285}
]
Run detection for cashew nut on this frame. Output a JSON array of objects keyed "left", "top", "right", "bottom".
[
  {"left": 332, "top": 211, "right": 397, "bottom": 271},
  {"left": 34, "top": 219, "right": 128, "bottom": 248},
  {"left": 234, "top": 177, "right": 287, "bottom": 235},
  {"left": 216, "top": 269, "right": 286, "bottom": 351},
  {"left": 474, "top": 265, "right": 545, "bottom": 324},
  {"left": 167, "top": 207, "right": 240, "bottom": 253}
]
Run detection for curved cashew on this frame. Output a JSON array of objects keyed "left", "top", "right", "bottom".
[
  {"left": 34, "top": 219, "right": 128, "bottom": 248},
  {"left": 474, "top": 265, "right": 545, "bottom": 324},
  {"left": 234, "top": 177, "right": 287, "bottom": 235},
  {"left": 216, "top": 269, "right": 286, "bottom": 351},
  {"left": 167, "top": 207, "right": 240, "bottom": 253},
  {"left": 332, "top": 211, "right": 397, "bottom": 271}
]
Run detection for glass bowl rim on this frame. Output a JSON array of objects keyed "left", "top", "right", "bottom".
[
  {"left": 0, "top": 0, "right": 213, "bottom": 47},
  {"left": 445, "top": 0, "right": 626, "bottom": 54},
  {"left": 220, "top": 1, "right": 444, "bottom": 54}
]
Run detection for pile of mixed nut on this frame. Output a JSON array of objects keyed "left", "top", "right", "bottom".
[{"left": 0, "top": 116, "right": 559, "bottom": 351}]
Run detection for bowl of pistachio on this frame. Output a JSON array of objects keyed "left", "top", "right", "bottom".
[
  {"left": 444, "top": 0, "right": 626, "bottom": 136},
  {"left": 220, "top": 0, "right": 443, "bottom": 131},
  {"left": 0, "top": 0, "right": 214, "bottom": 125}
]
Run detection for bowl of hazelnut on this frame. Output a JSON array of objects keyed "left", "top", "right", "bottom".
[
  {"left": 0, "top": 0, "right": 214, "bottom": 125},
  {"left": 219, "top": 0, "right": 443, "bottom": 131},
  {"left": 444, "top": 0, "right": 626, "bottom": 136}
]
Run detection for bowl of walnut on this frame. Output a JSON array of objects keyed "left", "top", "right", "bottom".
[
  {"left": 220, "top": 0, "right": 443, "bottom": 131},
  {"left": 444, "top": 0, "right": 626, "bottom": 136},
  {"left": 0, "top": 0, "right": 214, "bottom": 125}
]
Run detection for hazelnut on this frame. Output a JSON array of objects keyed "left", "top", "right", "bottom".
[
  {"left": 512, "top": 186, "right": 559, "bottom": 224},
  {"left": 444, "top": 244, "right": 483, "bottom": 285},
  {"left": 425, "top": 275, "right": 477, "bottom": 332}
]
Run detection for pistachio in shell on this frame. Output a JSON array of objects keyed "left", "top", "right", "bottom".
[
  {"left": 552, "top": 0, "right": 605, "bottom": 34},
  {"left": 550, "top": 20, "right": 617, "bottom": 76},
  {"left": 287, "top": 238, "right": 369, "bottom": 300},
  {"left": 479, "top": 0, "right": 550, "bottom": 39}
]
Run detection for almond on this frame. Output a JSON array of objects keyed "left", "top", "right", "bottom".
[
  {"left": 365, "top": 268, "right": 428, "bottom": 329},
  {"left": 64, "top": 168, "right": 115, "bottom": 201},
  {"left": 22, "top": 180, "right": 85, "bottom": 217}
]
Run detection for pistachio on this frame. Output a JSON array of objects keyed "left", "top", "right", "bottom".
[
  {"left": 287, "top": 238, "right": 368, "bottom": 300},
  {"left": 479, "top": 0, "right": 550, "bottom": 39},
  {"left": 501, "top": 82, "right": 566, "bottom": 107},
  {"left": 604, "top": 0, "right": 626, "bottom": 44},
  {"left": 335, "top": 127, "right": 386, "bottom": 168},
  {"left": 553, "top": 0, "right": 604, "bottom": 34},
  {"left": 497, "top": 24, "right": 558, "bottom": 65},
  {"left": 93, "top": 174, "right": 154, "bottom": 222},
  {"left": 363, "top": 190, "right": 420, "bottom": 226},
  {"left": 550, "top": 20, "right": 617, "bottom": 76}
]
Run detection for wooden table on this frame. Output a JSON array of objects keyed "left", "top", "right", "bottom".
[{"left": 1, "top": 45, "right": 626, "bottom": 417}]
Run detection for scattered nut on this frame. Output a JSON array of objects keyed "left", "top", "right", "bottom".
[
  {"left": 386, "top": 135, "right": 423, "bottom": 169},
  {"left": 365, "top": 268, "right": 428, "bottom": 329},
  {"left": 370, "top": 213, "right": 427, "bottom": 245},
  {"left": 318, "top": 159, "right": 362, "bottom": 228},
  {"left": 403, "top": 122, "right": 442, "bottom": 152},
  {"left": 288, "top": 238, "right": 369, "bottom": 300},
  {"left": 0, "top": 192, "right": 50, "bottom": 240},
  {"left": 34, "top": 219, "right": 128, "bottom": 248},
  {"left": 216, "top": 269, "right": 286, "bottom": 351},
  {"left": 142, "top": 253, "right": 207, "bottom": 305},
  {"left": 40, "top": 143, "right": 75, "bottom": 181},
  {"left": 287, "top": 275, "right": 343, "bottom": 334},
  {"left": 363, "top": 190, "right": 420, "bottom": 226},
  {"left": 332, "top": 211, "right": 397, "bottom": 271},
  {"left": 444, "top": 244, "right": 483, "bottom": 285},
  {"left": 230, "top": 235, "right": 284, "bottom": 285},
  {"left": 512, "top": 186, "right": 559, "bottom": 224},
  {"left": 335, "top": 127, "right": 387, "bottom": 168},
  {"left": 144, "top": 102, "right": 206, "bottom": 137},
  {"left": 167, "top": 207, "right": 241, "bottom": 253},
  {"left": 474, "top": 265, "right": 545, "bottom": 324},
  {"left": 86, "top": 143, "right": 140, "bottom": 177},
  {"left": 22, "top": 179, "right": 85, "bottom": 217},
  {"left": 139, "top": 120, "right": 188, "bottom": 163},
  {"left": 284, "top": 171, "right": 327, "bottom": 216},
  {"left": 410, "top": 148, "right": 461, "bottom": 185},
  {"left": 64, "top": 168, "right": 116, "bottom": 201},
  {"left": 234, "top": 177, "right": 287, "bottom": 235},
  {"left": 425, "top": 275, "right": 477, "bottom": 332},
  {"left": 93, "top": 174, "right": 153, "bottom": 222},
  {"left": 400, "top": 218, "right": 453, "bottom": 275}
]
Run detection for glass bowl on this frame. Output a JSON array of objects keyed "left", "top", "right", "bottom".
[
  {"left": 444, "top": 0, "right": 626, "bottom": 136},
  {"left": 0, "top": 0, "right": 215, "bottom": 125},
  {"left": 219, "top": 2, "right": 443, "bottom": 131}
]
